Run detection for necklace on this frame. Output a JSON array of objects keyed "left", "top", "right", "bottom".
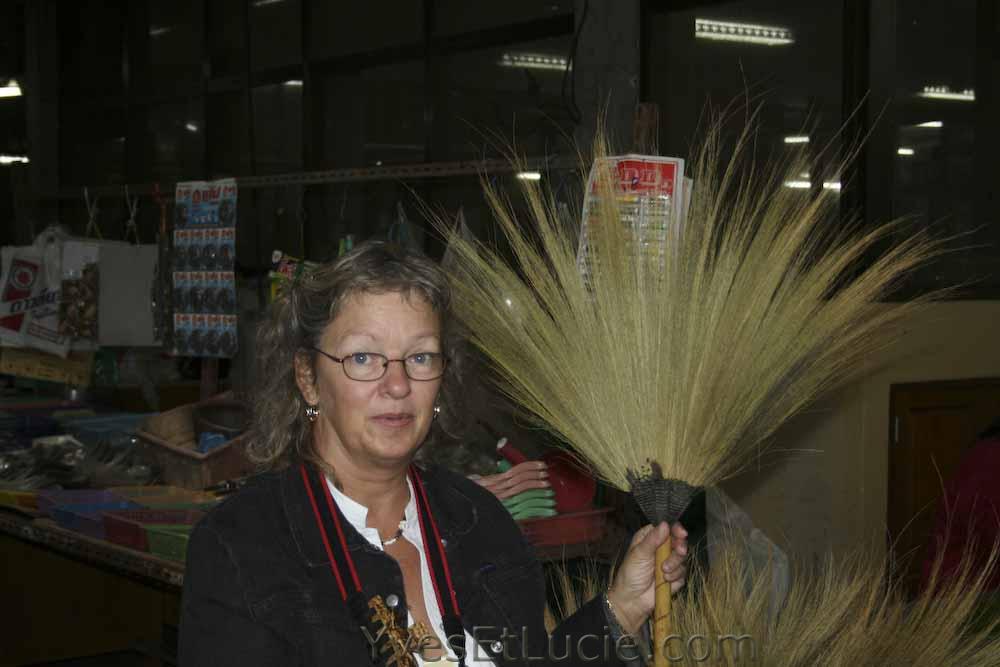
[
  {"left": 381, "top": 523, "right": 405, "bottom": 547},
  {"left": 301, "top": 463, "right": 466, "bottom": 667}
]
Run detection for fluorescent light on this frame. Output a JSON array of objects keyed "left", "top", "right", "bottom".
[
  {"left": 0, "top": 154, "right": 29, "bottom": 165},
  {"left": 918, "top": 86, "right": 975, "bottom": 102},
  {"left": 822, "top": 181, "right": 841, "bottom": 191},
  {"left": 499, "top": 53, "right": 569, "bottom": 71},
  {"left": 0, "top": 79, "right": 22, "bottom": 98},
  {"left": 149, "top": 26, "right": 172, "bottom": 37},
  {"left": 897, "top": 147, "right": 915, "bottom": 156},
  {"left": 695, "top": 18, "right": 793, "bottom": 46},
  {"left": 784, "top": 180, "right": 811, "bottom": 189},
  {"left": 784, "top": 135, "right": 809, "bottom": 144},
  {"left": 504, "top": 298, "right": 513, "bottom": 307},
  {"left": 915, "top": 120, "right": 943, "bottom": 128},
  {"left": 283, "top": 79, "right": 303, "bottom": 87},
  {"left": 185, "top": 122, "right": 199, "bottom": 132},
  {"left": 516, "top": 171, "right": 542, "bottom": 181}
]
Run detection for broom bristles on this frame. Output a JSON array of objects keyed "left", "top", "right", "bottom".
[{"left": 437, "top": 117, "right": 949, "bottom": 496}]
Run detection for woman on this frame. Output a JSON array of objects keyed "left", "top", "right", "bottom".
[{"left": 179, "top": 241, "right": 688, "bottom": 666}]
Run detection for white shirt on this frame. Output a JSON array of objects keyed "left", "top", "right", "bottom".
[{"left": 327, "top": 478, "right": 497, "bottom": 666}]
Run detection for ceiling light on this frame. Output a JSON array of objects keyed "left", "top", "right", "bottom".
[
  {"left": 283, "top": 79, "right": 304, "bottom": 87},
  {"left": 784, "top": 135, "right": 809, "bottom": 144},
  {"left": 0, "top": 154, "right": 29, "bottom": 165},
  {"left": 784, "top": 180, "right": 811, "bottom": 189},
  {"left": 695, "top": 18, "right": 794, "bottom": 46},
  {"left": 499, "top": 53, "right": 569, "bottom": 71},
  {"left": 516, "top": 171, "right": 542, "bottom": 181},
  {"left": 915, "top": 120, "right": 943, "bottom": 128},
  {"left": 918, "top": 86, "right": 975, "bottom": 102},
  {"left": 0, "top": 80, "right": 22, "bottom": 98},
  {"left": 185, "top": 122, "right": 199, "bottom": 132},
  {"left": 897, "top": 147, "right": 915, "bottom": 156},
  {"left": 822, "top": 181, "right": 841, "bottom": 191},
  {"left": 149, "top": 26, "right": 172, "bottom": 37}
]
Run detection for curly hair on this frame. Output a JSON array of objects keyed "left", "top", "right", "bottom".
[{"left": 248, "top": 240, "right": 465, "bottom": 471}]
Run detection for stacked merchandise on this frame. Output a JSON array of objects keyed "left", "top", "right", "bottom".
[
  {"left": 172, "top": 179, "right": 238, "bottom": 358},
  {"left": 576, "top": 155, "right": 691, "bottom": 283}
]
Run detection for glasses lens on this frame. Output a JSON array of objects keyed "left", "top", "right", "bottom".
[
  {"left": 405, "top": 353, "right": 446, "bottom": 380},
  {"left": 343, "top": 352, "right": 387, "bottom": 381}
]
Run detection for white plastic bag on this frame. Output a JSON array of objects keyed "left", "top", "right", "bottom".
[{"left": 0, "top": 227, "right": 72, "bottom": 357}]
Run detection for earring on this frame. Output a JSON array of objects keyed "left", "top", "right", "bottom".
[
  {"left": 432, "top": 405, "right": 441, "bottom": 419},
  {"left": 305, "top": 404, "right": 320, "bottom": 423}
]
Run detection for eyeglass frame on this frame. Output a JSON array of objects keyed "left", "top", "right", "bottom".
[{"left": 310, "top": 346, "right": 448, "bottom": 382}]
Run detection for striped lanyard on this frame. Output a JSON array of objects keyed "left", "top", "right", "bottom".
[{"left": 299, "top": 463, "right": 466, "bottom": 666}]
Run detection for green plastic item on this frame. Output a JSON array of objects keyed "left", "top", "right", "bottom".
[
  {"left": 510, "top": 507, "right": 558, "bottom": 520},
  {"left": 146, "top": 525, "right": 193, "bottom": 563},
  {"left": 504, "top": 495, "right": 556, "bottom": 510},
  {"left": 508, "top": 501, "right": 557, "bottom": 517},
  {"left": 497, "top": 460, "right": 513, "bottom": 473},
  {"left": 501, "top": 488, "right": 555, "bottom": 507}
]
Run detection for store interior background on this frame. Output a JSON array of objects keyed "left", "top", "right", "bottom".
[{"left": 1, "top": 0, "right": 999, "bottom": 664}]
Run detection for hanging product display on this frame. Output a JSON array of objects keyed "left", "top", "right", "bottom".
[
  {"left": 0, "top": 227, "right": 72, "bottom": 358},
  {"left": 171, "top": 178, "right": 238, "bottom": 358},
  {"left": 59, "top": 240, "right": 101, "bottom": 343},
  {"left": 576, "top": 154, "right": 689, "bottom": 284},
  {"left": 268, "top": 250, "right": 317, "bottom": 302}
]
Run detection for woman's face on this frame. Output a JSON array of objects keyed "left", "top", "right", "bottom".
[{"left": 296, "top": 290, "right": 443, "bottom": 471}]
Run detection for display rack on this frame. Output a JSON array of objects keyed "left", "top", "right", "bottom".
[{"left": 40, "top": 156, "right": 577, "bottom": 202}]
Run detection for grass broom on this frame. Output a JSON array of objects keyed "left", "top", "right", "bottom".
[
  {"left": 544, "top": 539, "right": 1000, "bottom": 665},
  {"left": 435, "top": 117, "right": 947, "bottom": 665}
]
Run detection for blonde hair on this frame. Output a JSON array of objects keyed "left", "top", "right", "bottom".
[{"left": 248, "top": 240, "right": 465, "bottom": 470}]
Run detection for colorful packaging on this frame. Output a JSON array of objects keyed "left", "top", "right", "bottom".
[{"left": 0, "top": 233, "right": 71, "bottom": 357}]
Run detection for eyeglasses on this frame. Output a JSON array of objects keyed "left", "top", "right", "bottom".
[{"left": 312, "top": 347, "right": 448, "bottom": 382}]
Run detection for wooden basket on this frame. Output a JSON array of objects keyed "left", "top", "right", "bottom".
[{"left": 135, "top": 397, "right": 252, "bottom": 489}]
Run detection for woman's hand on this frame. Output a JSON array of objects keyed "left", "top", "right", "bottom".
[
  {"left": 606, "top": 522, "right": 689, "bottom": 635},
  {"left": 469, "top": 461, "right": 549, "bottom": 500}
]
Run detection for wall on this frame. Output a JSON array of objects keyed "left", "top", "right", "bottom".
[{"left": 720, "top": 301, "right": 1000, "bottom": 563}]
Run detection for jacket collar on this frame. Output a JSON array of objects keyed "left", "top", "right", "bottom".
[{"left": 280, "top": 460, "right": 477, "bottom": 568}]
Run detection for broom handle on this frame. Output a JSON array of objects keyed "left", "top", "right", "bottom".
[{"left": 653, "top": 534, "right": 673, "bottom": 667}]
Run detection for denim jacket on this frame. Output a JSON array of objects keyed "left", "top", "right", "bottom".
[{"left": 178, "top": 462, "right": 628, "bottom": 666}]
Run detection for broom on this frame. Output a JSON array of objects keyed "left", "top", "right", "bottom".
[{"left": 436, "top": 118, "right": 946, "bottom": 665}]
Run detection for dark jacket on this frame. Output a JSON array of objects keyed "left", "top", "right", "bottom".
[{"left": 179, "top": 462, "right": 628, "bottom": 666}]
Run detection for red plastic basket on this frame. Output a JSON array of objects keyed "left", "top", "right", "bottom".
[
  {"left": 518, "top": 507, "right": 613, "bottom": 548},
  {"left": 50, "top": 500, "right": 142, "bottom": 540},
  {"left": 103, "top": 509, "right": 205, "bottom": 552}
]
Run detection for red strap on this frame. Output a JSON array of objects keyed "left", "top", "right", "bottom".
[
  {"left": 319, "top": 468, "right": 363, "bottom": 593},
  {"left": 299, "top": 464, "right": 348, "bottom": 600},
  {"left": 411, "top": 467, "right": 461, "bottom": 617}
]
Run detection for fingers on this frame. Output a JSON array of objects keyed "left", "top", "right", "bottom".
[
  {"left": 632, "top": 522, "right": 671, "bottom": 559},
  {"left": 491, "top": 478, "right": 551, "bottom": 500},
  {"left": 662, "top": 549, "right": 686, "bottom": 577},
  {"left": 477, "top": 462, "right": 549, "bottom": 498},
  {"left": 628, "top": 523, "right": 655, "bottom": 547},
  {"left": 669, "top": 565, "right": 688, "bottom": 593},
  {"left": 476, "top": 461, "right": 548, "bottom": 486}
]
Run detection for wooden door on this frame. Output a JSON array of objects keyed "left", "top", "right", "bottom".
[{"left": 888, "top": 378, "right": 1000, "bottom": 595}]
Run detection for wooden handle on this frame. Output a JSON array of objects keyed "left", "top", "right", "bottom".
[{"left": 653, "top": 534, "right": 673, "bottom": 667}]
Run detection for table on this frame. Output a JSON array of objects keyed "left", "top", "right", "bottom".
[
  {"left": 0, "top": 508, "right": 182, "bottom": 666},
  {"left": 0, "top": 503, "right": 623, "bottom": 666}
]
